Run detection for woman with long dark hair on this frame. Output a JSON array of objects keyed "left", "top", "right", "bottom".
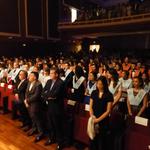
[
  {"left": 107, "top": 68, "right": 122, "bottom": 106},
  {"left": 119, "top": 70, "right": 132, "bottom": 115},
  {"left": 142, "top": 71, "right": 150, "bottom": 119},
  {"left": 84, "top": 72, "right": 97, "bottom": 104},
  {"left": 127, "top": 76, "right": 148, "bottom": 116},
  {"left": 142, "top": 71, "right": 150, "bottom": 94},
  {"left": 107, "top": 68, "right": 123, "bottom": 150},
  {"left": 89, "top": 76, "right": 113, "bottom": 150},
  {"left": 70, "top": 65, "right": 86, "bottom": 103}
]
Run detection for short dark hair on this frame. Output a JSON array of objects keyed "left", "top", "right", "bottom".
[
  {"left": 50, "top": 67, "right": 59, "bottom": 75},
  {"left": 31, "top": 71, "right": 39, "bottom": 80},
  {"left": 90, "top": 72, "right": 97, "bottom": 80},
  {"left": 108, "top": 68, "right": 119, "bottom": 87},
  {"left": 123, "top": 70, "right": 129, "bottom": 78},
  {"left": 19, "top": 70, "right": 28, "bottom": 78},
  {"left": 44, "top": 68, "right": 50, "bottom": 74}
]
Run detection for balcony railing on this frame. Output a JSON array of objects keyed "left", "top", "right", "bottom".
[{"left": 58, "top": 12, "right": 150, "bottom": 29}]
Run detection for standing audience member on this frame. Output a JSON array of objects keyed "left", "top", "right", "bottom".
[
  {"left": 70, "top": 66, "right": 86, "bottom": 103},
  {"left": 127, "top": 76, "right": 148, "bottom": 117},
  {"left": 119, "top": 70, "right": 132, "bottom": 115},
  {"left": 89, "top": 76, "right": 113, "bottom": 150},
  {"left": 107, "top": 68, "right": 123, "bottom": 150},
  {"left": 8, "top": 62, "right": 20, "bottom": 84},
  {"left": 12, "top": 70, "right": 30, "bottom": 129},
  {"left": 42, "top": 67, "right": 65, "bottom": 150},
  {"left": 63, "top": 62, "right": 75, "bottom": 99},
  {"left": 25, "top": 72, "right": 44, "bottom": 142},
  {"left": 84, "top": 72, "right": 97, "bottom": 104},
  {"left": 39, "top": 68, "right": 50, "bottom": 88},
  {"left": 142, "top": 71, "right": 150, "bottom": 119},
  {"left": 122, "top": 57, "right": 131, "bottom": 71}
]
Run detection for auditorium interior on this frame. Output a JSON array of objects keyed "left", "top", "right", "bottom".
[{"left": 0, "top": 0, "right": 150, "bottom": 150}]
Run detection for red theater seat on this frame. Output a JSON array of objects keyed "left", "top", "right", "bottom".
[
  {"left": 124, "top": 118, "right": 150, "bottom": 150},
  {"left": 73, "top": 103, "right": 90, "bottom": 145},
  {"left": 5, "top": 84, "right": 14, "bottom": 96},
  {"left": 5, "top": 84, "right": 14, "bottom": 111},
  {"left": 0, "top": 83, "right": 7, "bottom": 107},
  {"left": 0, "top": 83, "right": 6, "bottom": 96}
]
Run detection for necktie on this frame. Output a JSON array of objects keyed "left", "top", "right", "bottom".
[
  {"left": 18, "top": 80, "right": 23, "bottom": 89},
  {"left": 29, "top": 83, "right": 33, "bottom": 91},
  {"left": 50, "top": 80, "right": 55, "bottom": 91}
]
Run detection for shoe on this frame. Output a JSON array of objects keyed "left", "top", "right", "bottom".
[
  {"left": 44, "top": 138, "right": 55, "bottom": 146},
  {"left": 19, "top": 123, "right": 28, "bottom": 129},
  {"left": 56, "top": 144, "right": 65, "bottom": 150},
  {"left": 27, "top": 129, "right": 37, "bottom": 136},
  {"left": 34, "top": 133, "right": 44, "bottom": 143},
  {"left": 11, "top": 114, "right": 19, "bottom": 120},
  {"left": 23, "top": 126, "right": 31, "bottom": 132}
]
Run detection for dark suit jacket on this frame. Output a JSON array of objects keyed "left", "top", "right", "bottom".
[
  {"left": 64, "top": 71, "right": 74, "bottom": 98},
  {"left": 42, "top": 78, "right": 64, "bottom": 115},
  {"left": 13, "top": 79, "right": 28, "bottom": 103},
  {"left": 25, "top": 81, "right": 43, "bottom": 112},
  {"left": 64, "top": 71, "right": 74, "bottom": 89}
]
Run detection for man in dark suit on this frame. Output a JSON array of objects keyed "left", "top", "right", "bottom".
[
  {"left": 25, "top": 71, "right": 44, "bottom": 142},
  {"left": 63, "top": 62, "right": 74, "bottom": 99},
  {"left": 42, "top": 67, "right": 65, "bottom": 150},
  {"left": 12, "top": 70, "right": 31, "bottom": 127}
]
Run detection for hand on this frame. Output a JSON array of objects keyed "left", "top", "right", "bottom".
[
  {"left": 71, "top": 88, "right": 74, "bottom": 93},
  {"left": 25, "top": 102, "right": 29, "bottom": 108},
  {"left": 15, "top": 94, "right": 19, "bottom": 101},
  {"left": 94, "top": 118, "right": 99, "bottom": 124},
  {"left": 85, "top": 89, "right": 89, "bottom": 96},
  {"left": 24, "top": 99, "right": 29, "bottom": 108},
  {"left": 24, "top": 99, "right": 27, "bottom": 104},
  {"left": 129, "top": 112, "right": 132, "bottom": 116},
  {"left": 48, "top": 97, "right": 56, "bottom": 100}
]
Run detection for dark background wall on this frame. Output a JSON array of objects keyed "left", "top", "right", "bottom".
[
  {"left": 99, "top": 34, "right": 150, "bottom": 50},
  {"left": 0, "top": 0, "right": 149, "bottom": 57},
  {"left": 78, "top": 34, "right": 150, "bottom": 59},
  {"left": 0, "top": 40, "right": 63, "bottom": 57},
  {"left": 0, "top": 0, "right": 20, "bottom": 33},
  {"left": 0, "top": 0, "right": 60, "bottom": 56},
  {"left": 27, "top": 0, "right": 43, "bottom": 36}
]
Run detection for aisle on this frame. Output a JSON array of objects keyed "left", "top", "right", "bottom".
[{"left": 0, "top": 114, "right": 79, "bottom": 150}]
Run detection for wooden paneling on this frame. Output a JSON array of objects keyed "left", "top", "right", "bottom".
[
  {"left": 25, "top": 0, "right": 43, "bottom": 38},
  {"left": 0, "top": 0, "right": 21, "bottom": 36},
  {"left": 0, "top": 0, "right": 60, "bottom": 40},
  {"left": 47, "top": 0, "right": 59, "bottom": 39}
]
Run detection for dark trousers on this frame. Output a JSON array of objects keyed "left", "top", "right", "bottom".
[
  {"left": 109, "top": 103, "right": 126, "bottom": 150},
  {"left": 2, "top": 96, "right": 9, "bottom": 113},
  {"left": 28, "top": 105, "right": 44, "bottom": 134},
  {"left": 47, "top": 106, "right": 64, "bottom": 145},
  {"left": 90, "top": 132, "right": 111, "bottom": 150},
  {"left": 111, "top": 130, "right": 125, "bottom": 150},
  {"left": 145, "top": 106, "right": 150, "bottom": 119},
  {"left": 12, "top": 100, "right": 31, "bottom": 125}
]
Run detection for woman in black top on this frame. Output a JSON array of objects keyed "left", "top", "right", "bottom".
[
  {"left": 89, "top": 76, "right": 113, "bottom": 150},
  {"left": 70, "top": 66, "right": 86, "bottom": 103}
]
